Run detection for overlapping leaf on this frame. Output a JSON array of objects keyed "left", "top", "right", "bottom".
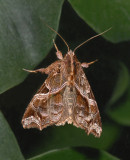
[
  {"left": 26, "top": 123, "right": 120, "bottom": 158},
  {"left": 28, "top": 148, "right": 119, "bottom": 160},
  {"left": 0, "top": 111, "right": 24, "bottom": 160},
  {"left": 69, "top": 0, "right": 130, "bottom": 42},
  {"left": 107, "top": 82, "right": 130, "bottom": 126},
  {"left": 0, "top": 0, "right": 64, "bottom": 94},
  {"left": 106, "top": 63, "right": 130, "bottom": 126}
]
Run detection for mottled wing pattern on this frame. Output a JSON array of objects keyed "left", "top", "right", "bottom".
[
  {"left": 22, "top": 61, "right": 68, "bottom": 130},
  {"left": 73, "top": 56, "right": 102, "bottom": 137},
  {"left": 38, "top": 61, "right": 67, "bottom": 94},
  {"left": 74, "top": 56, "right": 90, "bottom": 97},
  {"left": 22, "top": 91, "right": 65, "bottom": 130}
]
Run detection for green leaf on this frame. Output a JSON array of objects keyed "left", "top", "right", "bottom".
[
  {"left": 107, "top": 63, "right": 129, "bottom": 107},
  {"left": 0, "top": 111, "right": 24, "bottom": 160},
  {"left": 28, "top": 148, "right": 119, "bottom": 160},
  {"left": 27, "top": 122, "right": 120, "bottom": 158},
  {"left": 100, "top": 150, "right": 119, "bottom": 160},
  {"left": 0, "top": 0, "right": 64, "bottom": 94},
  {"left": 68, "top": 0, "right": 130, "bottom": 43},
  {"left": 107, "top": 82, "right": 130, "bottom": 126},
  {"left": 28, "top": 148, "right": 86, "bottom": 160},
  {"left": 106, "top": 63, "right": 130, "bottom": 126}
]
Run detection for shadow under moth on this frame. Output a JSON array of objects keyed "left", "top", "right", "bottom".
[{"left": 22, "top": 26, "right": 110, "bottom": 137}]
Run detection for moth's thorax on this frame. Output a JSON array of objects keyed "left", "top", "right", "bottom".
[{"left": 64, "top": 50, "right": 76, "bottom": 85}]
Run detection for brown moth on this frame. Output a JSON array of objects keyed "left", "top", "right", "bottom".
[{"left": 22, "top": 27, "right": 110, "bottom": 137}]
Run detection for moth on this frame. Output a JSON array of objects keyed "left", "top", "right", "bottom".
[{"left": 22, "top": 26, "right": 110, "bottom": 137}]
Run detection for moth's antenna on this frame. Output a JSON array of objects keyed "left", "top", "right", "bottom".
[
  {"left": 41, "top": 19, "right": 70, "bottom": 52},
  {"left": 73, "top": 28, "right": 112, "bottom": 53}
]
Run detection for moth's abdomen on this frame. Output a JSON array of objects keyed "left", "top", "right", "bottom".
[
  {"left": 63, "top": 86, "right": 76, "bottom": 107},
  {"left": 62, "top": 86, "right": 76, "bottom": 124}
]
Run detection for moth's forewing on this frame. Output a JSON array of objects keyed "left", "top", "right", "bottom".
[
  {"left": 73, "top": 89, "right": 102, "bottom": 137},
  {"left": 22, "top": 61, "right": 67, "bottom": 130},
  {"left": 22, "top": 90, "right": 65, "bottom": 130},
  {"left": 38, "top": 61, "right": 67, "bottom": 94},
  {"left": 73, "top": 56, "right": 102, "bottom": 137}
]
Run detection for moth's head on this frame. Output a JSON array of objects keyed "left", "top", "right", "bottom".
[
  {"left": 63, "top": 49, "right": 75, "bottom": 60},
  {"left": 68, "top": 50, "right": 74, "bottom": 56}
]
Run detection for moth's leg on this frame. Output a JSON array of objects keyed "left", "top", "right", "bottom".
[
  {"left": 23, "top": 68, "right": 46, "bottom": 74},
  {"left": 23, "top": 60, "right": 61, "bottom": 74},
  {"left": 81, "top": 59, "right": 98, "bottom": 68},
  {"left": 53, "top": 39, "right": 63, "bottom": 60}
]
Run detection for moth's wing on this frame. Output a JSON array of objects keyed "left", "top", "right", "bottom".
[
  {"left": 73, "top": 89, "right": 102, "bottom": 137},
  {"left": 73, "top": 59, "right": 102, "bottom": 137},
  {"left": 74, "top": 60, "right": 91, "bottom": 97},
  {"left": 22, "top": 61, "right": 68, "bottom": 130},
  {"left": 22, "top": 90, "right": 66, "bottom": 130},
  {"left": 38, "top": 60, "right": 67, "bottom": 94}
]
